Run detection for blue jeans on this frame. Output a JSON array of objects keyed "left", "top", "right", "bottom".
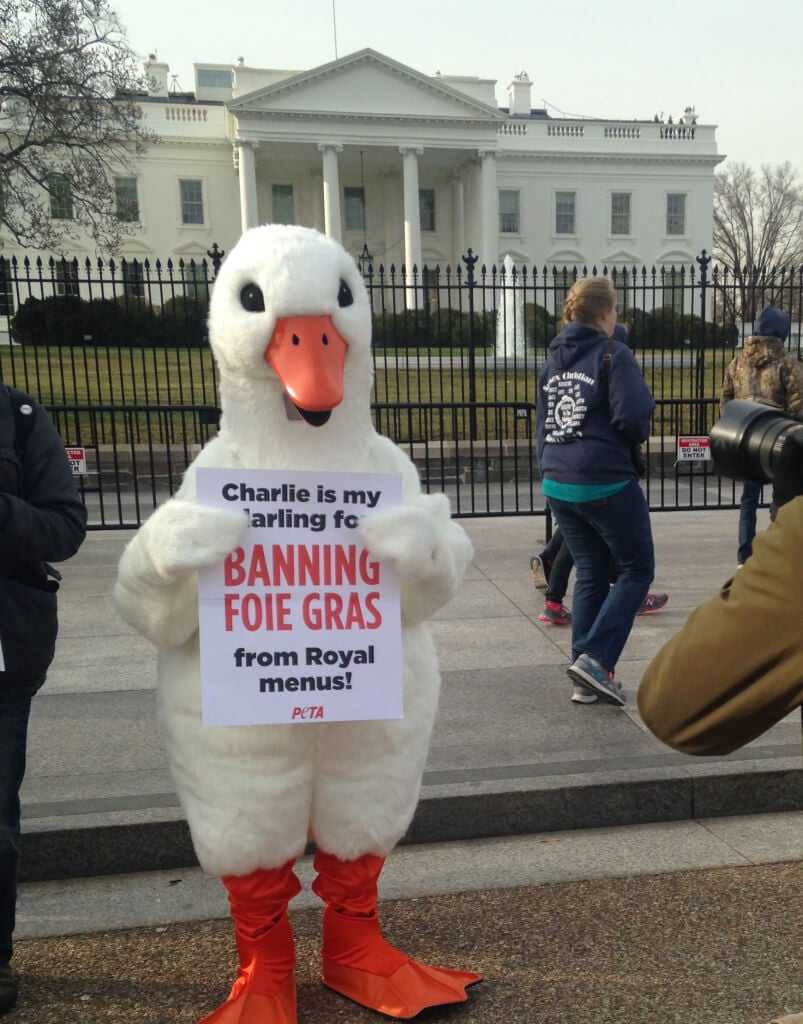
[
  {"left": 548, "top": 480, "right": 654, "bottom": 674},
  {"left": 737, "top": 482, "right": 761, "bottom": 565},
  {"left": 0, "top": 696, "right": 32, "bottom": 962}
]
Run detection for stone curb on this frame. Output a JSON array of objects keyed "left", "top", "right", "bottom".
[{"left": 20, "top": 761, "right": 803, "bottom": 883}]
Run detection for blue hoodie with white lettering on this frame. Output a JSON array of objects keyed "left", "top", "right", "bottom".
[{"left": 535, "top": 322, "right": 655, "bottom": 484}]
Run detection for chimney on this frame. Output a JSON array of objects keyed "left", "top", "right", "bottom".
[
  {"left": 507, "top": 71, "right": 532, "bottom": 117},
  {"left": 144, "top": 58, "right": 170, "bottom": 98}
]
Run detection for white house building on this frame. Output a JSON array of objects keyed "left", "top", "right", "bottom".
[{"left": 1, "top": 47, "right": 724, "bottom": 310}]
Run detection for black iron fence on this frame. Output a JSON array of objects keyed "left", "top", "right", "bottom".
[{"left": 1, "top": 248, "right": 800, "bottom": 528}]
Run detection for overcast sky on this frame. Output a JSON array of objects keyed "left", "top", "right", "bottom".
[{"left": 116, "top": 0, "right": 803, "bottom": 172}]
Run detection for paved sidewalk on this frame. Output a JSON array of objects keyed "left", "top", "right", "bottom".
[
  {"left": 19, "top": 508, "right": 803, "bottom": 882},
  {"left": 10, "top": 857, "right": 803, "bottom": 1024}
]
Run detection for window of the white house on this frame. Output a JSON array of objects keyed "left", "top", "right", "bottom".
[
  {"left": 0, "top": 259, "right": 12, "bottom": 317},
  {"left": 554, "top": 268, "right": 576, "bottom": 312},
  {"left": 666, "top": 193, "right": 686, "bottom": 235},
  {"left": 54, "top": 259, "right": 79, "bottom": 297},
  {"left": 115, "top": 177, "right": 139, "bottom": 223},
  {"left": 611, "top": 267, "right": 632, "bottom": 312},
  {"left": 48, "top": 173, "right": 73, "bottom": 220},
  {"left": 611, "top": 193, "right": 631, "bottom": 235},
  {"left": 179, "top": 180, "right": 205, "bottom": 225},
  {"left": 182, "top": 261, "right": 208, "bottom": 302},
  {"left": 662, "top": 267, "right": 685, "bottom": 313},
  {"left": 419, "top": 189, "right": 435, "bottom": 232},
  {"left": 344, "top": 187, "right": 365, "bottom": 232},
  {"left": 498, "top": 190, "right": 520, "bottom": 234},
  {"left": 122, "top": 260, "right": 145, "bottom": 299},
  {"left": 555, "top": 191, "right": 576, "bottom": 234},
  {"left": 272, "top": 184, "right": 294, "bottom": 225},
  {"left": 422, "top": 266, "right": 440, "bottom": 310}
]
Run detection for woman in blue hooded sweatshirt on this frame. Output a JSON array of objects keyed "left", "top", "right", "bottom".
[{"left": 536, "top": 276, "right": 655, "bottom": 705}]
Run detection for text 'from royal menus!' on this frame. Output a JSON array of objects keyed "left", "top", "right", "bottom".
[{"left": 196, "top": 468, "right": 403, "bottom": 727}]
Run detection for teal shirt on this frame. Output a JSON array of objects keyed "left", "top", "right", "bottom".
[{"left": 542, "top": 478, "right": 629, "bottom": 503}]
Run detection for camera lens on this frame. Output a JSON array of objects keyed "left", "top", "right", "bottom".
[{"left": 710, "top": 399, "right": 803, "bottom": 484}]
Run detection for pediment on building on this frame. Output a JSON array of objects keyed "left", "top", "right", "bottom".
[
  {"left": 228, "top": 48, "right": 503, "bottom": 124},
  {"left": 172, "top": 241, "right": 214, "bottom": 260},
  {"left": 602, "top": 248, "right": 641, "bottom": 266},
  {"left": 500, "top": 248, "right": 530, "bottom": 266},
  {"left": 114, "top": 241, "right": 154, "bottom": 261},
  {"left": 546, "top": 249, "right": 586, "bottom": 268},
  {"left": 657, "top": 248, "right": 693, "bottom": 266}
]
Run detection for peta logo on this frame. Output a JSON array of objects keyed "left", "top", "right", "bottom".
[{"left": 291, "top": 706, "right": 325, "bottom": 720}]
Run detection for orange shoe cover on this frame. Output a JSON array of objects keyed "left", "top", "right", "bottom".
[
  {"left": 197, "top": 862, "right": 301, "bottom": 1024},
  {"left": 197, "top": 973, "right": 296, "bottom": 1024},
  {"left": 313, "top": 851, "right": 481, "bottom": 1019}
]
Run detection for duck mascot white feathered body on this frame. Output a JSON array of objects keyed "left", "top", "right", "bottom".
[{"left": 113, "top": 224, "right": 480, "bottom": 1023}]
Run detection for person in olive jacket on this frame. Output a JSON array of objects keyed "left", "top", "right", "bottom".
[
  {"left": 0, "top": 383, "right": 87, "bottom": 1015},
  {"left": 638, "top": 432, "right": 803, "bottom": 754},
  {"left": 638, "top": 438, "right": 803, "bottom": 1024}
]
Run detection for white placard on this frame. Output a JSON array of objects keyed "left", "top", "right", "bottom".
[
  {"left": 676, "top": 435, "right": 711, "bottom": 462},
  {"left": 196, "top": 468, "right": 403, "bottom": 727}
]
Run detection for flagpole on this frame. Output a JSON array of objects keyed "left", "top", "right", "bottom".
[{"left": 332, "top": 0, "right": 338, "bottom": 59}]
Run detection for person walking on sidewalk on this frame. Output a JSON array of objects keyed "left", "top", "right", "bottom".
[
  {"left": 531, "top": 521, "right": 574, "bottom": 625},
  {"left": 719, "top": 305, "right": 803, "bottom": 567},
  {"left": 536, "top": 277, "right": 656, "bottom": 705},
  {"left": 531, "top": 524, "right": 668, "bottom": 625},
  {"left": 0, "top": 384, "right": 87, "bottom": 1015}
]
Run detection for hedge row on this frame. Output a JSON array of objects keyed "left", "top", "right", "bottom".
[
  {"left": 10, "top": 293, "right": 737, "bottom": 352},
  {"left": 10, "top": 294, "right": 210, "bottom": 349},
  {"left": 371, "top": 309, "right": 497, "bottom": 350}
]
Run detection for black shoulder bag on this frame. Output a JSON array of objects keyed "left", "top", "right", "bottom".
[{"left": 602, "top": 339, "right": 647, "bottom": 479}]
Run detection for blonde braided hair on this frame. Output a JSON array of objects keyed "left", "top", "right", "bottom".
[{"left": 562, "top": 277, "right": 616, "bottom": 327}]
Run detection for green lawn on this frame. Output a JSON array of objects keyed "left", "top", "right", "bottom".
[{"left": 0, "top": 345, "right": 730, "bottom": 444}]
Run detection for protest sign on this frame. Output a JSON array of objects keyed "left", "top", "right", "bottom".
[{"left": 196, "top": 468, "right": 403, "bottom": 727}]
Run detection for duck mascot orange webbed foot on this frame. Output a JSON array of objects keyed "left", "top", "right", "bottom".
[
  {"left": 112, "top": 224, "right": 481, "bottom": 1022},
  {"left": 314, "top": 850, "right": 480, "bottom": 1018}
]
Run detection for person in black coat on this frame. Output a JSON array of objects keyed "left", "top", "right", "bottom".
[{"left": 0, "top": 383, "right": 87, "bottom": 1015}]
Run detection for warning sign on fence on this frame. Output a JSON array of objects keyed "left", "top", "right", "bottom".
[
  {"left": 676, "top": 436, "right": 711, "bottom": 462},
  {"left": 65, "top": 447, "right": 87, "bottom": 475}
]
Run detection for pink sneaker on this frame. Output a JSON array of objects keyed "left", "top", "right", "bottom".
[
  {"left": 637, "top": 593, "right": 668, "bottom": 615},
  {"left": 539, "top": 601, "right": 571, "bottom": 626}
]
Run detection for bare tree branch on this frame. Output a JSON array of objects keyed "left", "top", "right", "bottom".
[
  {"left": 0, "top": 0, "right": 157, "bottom": 251},
  {"left": 713, "top": 161, "right": 803, "bottom": 320}
]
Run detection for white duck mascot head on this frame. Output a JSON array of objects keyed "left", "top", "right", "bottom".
[{"left": 114, "top": 224, "right": 479, "bottom": 1022}]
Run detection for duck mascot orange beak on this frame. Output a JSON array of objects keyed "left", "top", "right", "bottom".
[{"left": 265, "top": 315, "right": 348, "bottom": 413}]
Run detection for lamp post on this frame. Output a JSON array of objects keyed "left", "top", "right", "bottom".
[{"left": 357, "top": 242, "right": 373, "bottom": 279}]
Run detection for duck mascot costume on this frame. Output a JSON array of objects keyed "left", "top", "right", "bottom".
[{"left": 113, "top": 224, "right": 481, "bottom": 1022}]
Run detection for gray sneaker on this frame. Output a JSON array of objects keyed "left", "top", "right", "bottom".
[
  {"left": 567, "top": 653, "right": 626, "bottom": 707},
  {"left": 571, "top": 683, "right": 598, "bottom": 704},
  {"left": 570, "top": 682, "right": 626, "bottom": 705}
]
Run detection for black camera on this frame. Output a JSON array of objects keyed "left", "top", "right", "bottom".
[{"left": 709, "top": 399, "right": 803, "bottom": 484}]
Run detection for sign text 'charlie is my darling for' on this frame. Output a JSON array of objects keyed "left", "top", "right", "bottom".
[{"left": 196, "top": 468, "right": 403, "bottom": 727}]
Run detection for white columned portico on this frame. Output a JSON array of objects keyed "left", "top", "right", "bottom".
[
  {"left": 478, "top": 149, "right": 498, "bottom": 269},
  {"left": 235, "top": 140, "right": 259, "bottom": 233},
  {"left": 451, "top": 172, "right": 465, "bottom": 268},
  {"left": 399, "top": 146, "right": 423, "bottom": 309},
  {"left": 310, "top": 169, "right": 324, "bottom": 234},
  {"left": 317, "top": 143, "right": 343, "bottom": 242}
]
